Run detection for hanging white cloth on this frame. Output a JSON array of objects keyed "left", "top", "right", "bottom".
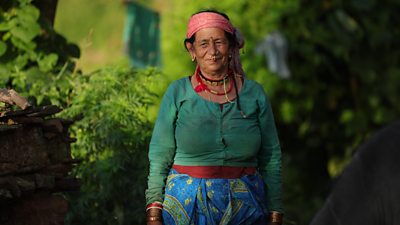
[{"left": 255, "top": 31, "right": 291, "bottom": 79}]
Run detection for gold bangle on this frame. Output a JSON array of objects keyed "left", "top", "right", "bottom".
[
  {"left": 146, "top": 216, "right": 162, "bottom": 222},
  {"left": 147, "top": 208, "right": 162, "bottom": 217},
  {"left": 269, "top": 211, "right": 283, "bottom": 223}
]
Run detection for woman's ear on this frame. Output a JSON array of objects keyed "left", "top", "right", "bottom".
[
  {"left": 186, "top": 42, "right": 195, "bottom": 60},
  {"left": 186, "top": 42, "right": 193, "bottom": 51}
]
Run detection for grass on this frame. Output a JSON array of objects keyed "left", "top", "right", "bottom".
[{"left": 54, "top": 0, "right": 129, "bottom": 73}]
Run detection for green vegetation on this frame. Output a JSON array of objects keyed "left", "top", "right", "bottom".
[
  {"left": 2, "top": 0, "right": 400, "bottom": 224},
  {"left": 272, "top": 2, "right": 400, "bottom": 223},
  {"left": 63, "top": 67, "right": 159, "bottom": 225},
  {"left": 0, "top": 0, "right": 79, "bottom": 106}
]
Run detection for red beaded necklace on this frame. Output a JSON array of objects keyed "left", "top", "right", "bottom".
[{"left": 194, "top": 66, "right": 233, "bottom": 96}]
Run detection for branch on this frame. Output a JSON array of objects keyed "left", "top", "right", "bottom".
[{"left": 0, "top": 89, "right": 31, "bottom": 110}]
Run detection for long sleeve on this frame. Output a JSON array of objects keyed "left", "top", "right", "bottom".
[
  {"left": 145, "top": 78, "right": 283, "bottom": 210},
  {"left": 256, "top": 87, "right": 283, "bottom": 213},
  {"left": 145, "top": 84, "right": 178, "bottom": 205}
]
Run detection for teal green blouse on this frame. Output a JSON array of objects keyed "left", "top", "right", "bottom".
[{"left": 145, "top": 77, "right": 283, "bottom": 212}]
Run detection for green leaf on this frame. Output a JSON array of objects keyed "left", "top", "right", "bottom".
[
  {"left": 0, "top": 64, "right": 11, "bottom": 85},
  {"left": 18, "top": 0, "right": 32, "bottom": 5},
  {"left": 17, "top": 5, "right": 40, "bottom": 23},
  {"left": 13, "top": 53, "right": 30, "bottom": 69},
  {"left": 280, "top": 100, "right": 295, "bottom": 123},
  {"left": 11, "top": 35, "right": 36, "bottom": 52},
  {"left": 0, "top": 22, "right": 9, "bottom": 31},
  {"left": 10, "top": 23, "right": 40, "bottom": 43},
  {"left": 340, "top": 110, "right": 354, "bottom": 124},
  {"left": 0, "top": 41, "right": 7, "bottom": 56},
  {"left": 37, "top": 53, "right": 59, "bottom": 72}
]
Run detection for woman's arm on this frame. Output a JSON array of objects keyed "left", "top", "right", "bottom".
[
  {"left": 256, "top": 86, "right": 284, "bottom": 215},
  {"left": 145, "top": 83, "right": 179, "bottom": 211}
]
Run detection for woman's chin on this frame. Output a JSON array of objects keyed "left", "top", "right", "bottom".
[{"left": 203, "top": 62, "right": 227, "bottom": 73}]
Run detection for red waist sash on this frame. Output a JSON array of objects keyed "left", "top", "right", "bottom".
[{"left": 172, "top": 165, "right": 257, "bottom": 179}]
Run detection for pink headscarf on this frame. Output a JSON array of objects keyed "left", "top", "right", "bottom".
[{"left": 186, "top": 12, "right": 245, "bottom": 76}]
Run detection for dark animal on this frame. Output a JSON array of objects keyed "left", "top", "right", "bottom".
[{"left": 310, "top": 121, "right": 400, "bottom": 225}]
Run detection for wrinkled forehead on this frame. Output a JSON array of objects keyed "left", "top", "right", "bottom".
[{"left": 194, "top": 27, "right": 228, "bottom": 41}]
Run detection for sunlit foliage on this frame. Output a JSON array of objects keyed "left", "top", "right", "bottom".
[
  {"left": 0, "top": 0, "right": 79, "bottom": 106},
  {"left": 63, "top": 67, "right": 159, "bottom": 225}
]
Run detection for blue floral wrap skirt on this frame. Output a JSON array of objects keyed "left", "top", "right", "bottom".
[{"left": 162, "top": 169, "right": 268, "bottom": 225}]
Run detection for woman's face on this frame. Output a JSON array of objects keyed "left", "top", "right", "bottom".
[{"left": 188, "top": 27, "right": 230, "bottom": 76}]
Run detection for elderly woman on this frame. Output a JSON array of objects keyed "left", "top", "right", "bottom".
[{"left": 145, "top": 10, "right": 283, "bottom": 225}]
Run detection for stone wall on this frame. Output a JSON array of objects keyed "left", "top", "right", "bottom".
[{"left": 0, "top": 105, "right": 79, "bottom": 225}]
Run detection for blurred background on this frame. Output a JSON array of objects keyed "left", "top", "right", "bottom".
[{"left": 1, "top": 0, "right": 400, "bottom": 224}]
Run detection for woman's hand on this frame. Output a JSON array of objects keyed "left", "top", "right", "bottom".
[{"left": 268, "top": 211, "right": 283, "bottom": 225}]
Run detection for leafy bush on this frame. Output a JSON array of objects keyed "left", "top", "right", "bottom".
[
  {"left": 0, "top": 0, "right": 79, "bottom": 106},
  {"left": 63, "top": 67, "right": 159, "bottom": 225},
  {"left": 271, "top": 1, "right": 400, "bottom": 223},
  {"left": 2, "top": 1, "right": 159, "bottom": 224}
]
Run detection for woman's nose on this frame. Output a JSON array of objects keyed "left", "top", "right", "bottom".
[{"left": 208, "top": 42, "right": 217, "bottom": 55}]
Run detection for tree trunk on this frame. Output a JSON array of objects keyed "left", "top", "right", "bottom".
[{"left": 32, "top": 0, "right": 59, "bottom": 26}]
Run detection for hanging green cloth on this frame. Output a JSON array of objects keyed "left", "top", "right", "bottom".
[{"left": 123, "top": 2, "right": 161, "bottom": 68}]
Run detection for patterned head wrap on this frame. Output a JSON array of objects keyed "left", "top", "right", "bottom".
[{"left": 186, "top": 12, "right": 245, "bottom": 76}]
